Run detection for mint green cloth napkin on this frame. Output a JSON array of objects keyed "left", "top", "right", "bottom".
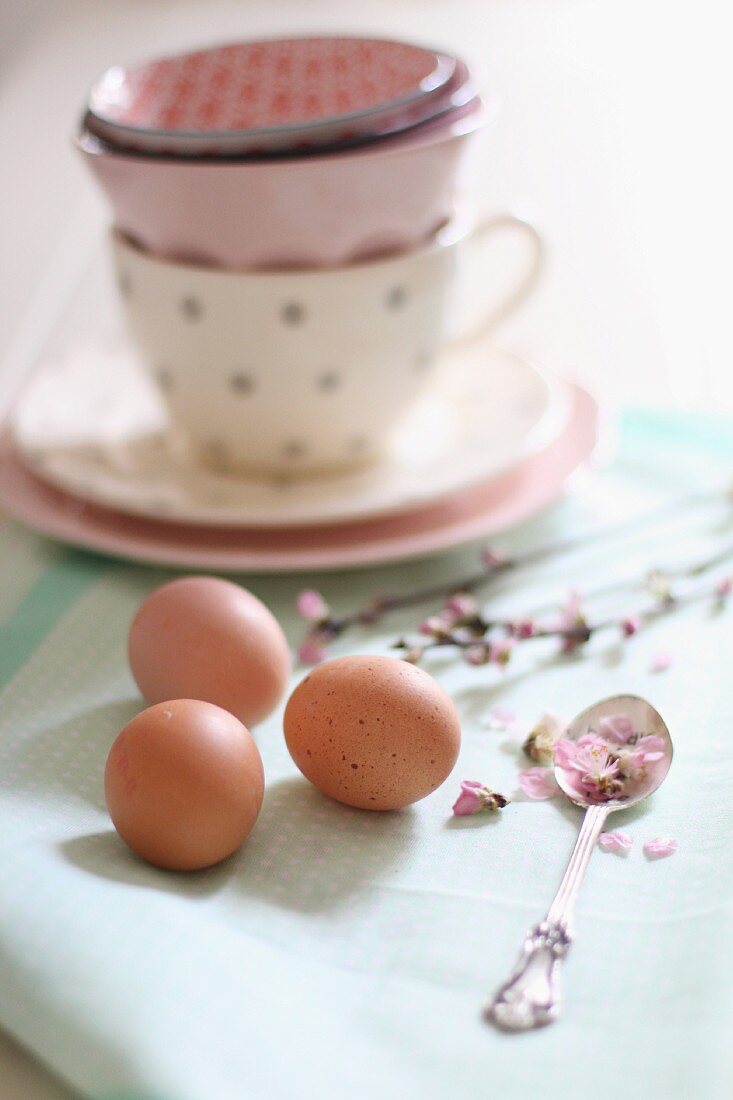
[{"left": 1, "top": 409, "right": 732, "bottom": 1100}]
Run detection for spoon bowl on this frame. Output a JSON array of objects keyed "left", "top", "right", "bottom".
[{"left": 554, "top": 693, "right": 673, "bottom": 810}]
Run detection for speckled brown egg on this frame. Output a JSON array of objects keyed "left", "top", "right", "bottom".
[
  {"left": 283, "top": 655, "right": 461, "bottom": 810},
  {"left": 128, "top": 576, "right": 291, "bottom": 727},
  {"left": 104, "top": 699, "right": 264, "bottom": 871}
]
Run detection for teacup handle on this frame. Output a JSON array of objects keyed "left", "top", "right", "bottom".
[{"left": 451, "top": 212, "right": 544, "bottom": 345}]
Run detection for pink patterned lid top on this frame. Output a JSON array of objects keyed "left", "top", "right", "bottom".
[{"left": 89, "top": 37, "right": 454, "bottom": 137}]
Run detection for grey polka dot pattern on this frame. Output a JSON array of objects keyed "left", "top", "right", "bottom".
[
  {"left": 229, "top": 373, "right": 255, "bottom": 395},
  {"left": 281, "top": 301, "right": 306, "bottom": 326},
  {"left": 282, "top": 440, "right": 307, "bottom": 461},
  {"left": 271, "top": 472, "right": 295, "bottom": 489},
  {"left": 82, "top": 445, "right": 106, "bottom": 466},
  {"left": 180, "top": 296, "right": 203, "bottom": 321},
  {"left": 349, "top": 436, "right": 369, "bottom": 455},
  {"left": 156, "top": 367, "right": 173, "bottom": 391},
  {"left": 317, "top": 372, "right": 341, "bottom": 392},
  {"left": 386, "top": 285, "right": 407, "bottom": 310},
  {"left": 202, "top": 439, "right": 230, "bottom": 470},
  {"left": 118, "top": 271, "right": 132, "bottom": 298},
  {"left": 415, "top": 351, "right": 433, "bottom": 374}
]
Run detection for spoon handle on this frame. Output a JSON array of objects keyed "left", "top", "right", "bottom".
[{"left": 485, "top": 803, "right": 609, "bottom": 1031}]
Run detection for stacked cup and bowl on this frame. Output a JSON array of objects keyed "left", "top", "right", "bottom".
[{"left": 77, "top": 35, "right": 487, "bottom": 479}]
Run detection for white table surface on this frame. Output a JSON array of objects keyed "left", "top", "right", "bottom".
[{"left": 0, "top": 0, "right": 729, "bottom": 1093}]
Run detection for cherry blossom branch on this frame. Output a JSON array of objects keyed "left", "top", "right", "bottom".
[
  {"left": 391, "top": 558, "right": 732, "bottom": 668},
  {"left": 296, "top": 485, "right": 732, "bottom": 663}
]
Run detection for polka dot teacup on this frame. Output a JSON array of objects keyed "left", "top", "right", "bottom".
[{"left": 112, "top": 218, "right": 541, "bottom": 477}]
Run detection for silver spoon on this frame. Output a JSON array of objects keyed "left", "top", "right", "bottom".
[{"left": 486, "top": 693, "right": 673, "bottom": 1031}]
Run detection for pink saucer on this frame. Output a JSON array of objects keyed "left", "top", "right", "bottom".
[{"left": 0, "top": 383, "right": 598, "bottom": 572}]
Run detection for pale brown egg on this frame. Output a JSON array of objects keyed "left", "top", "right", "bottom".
[
  {"left": 284, "top": 654, "right": 461, "bottom": 810},
  {"left": 128, "top": 576, "right": 291, "bottom": 726},
  {"left": 104, "top": 699, "right": 265, "bottom": 871}
]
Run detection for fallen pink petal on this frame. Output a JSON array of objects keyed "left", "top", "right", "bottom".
[
  {"left": 452, "top": 781, "right": 484, "bottom": 816},
  {"left": 511, "top": 618, "right": 537, "bottom": 639},
  {"left": 649, "top": 651, "right": 673, "bottom": 672},
  {"left": 598, "top": 713, "right": 635, "bottom": 744},
  {"left": 557, "top": 589, "right": 591, "bottom": 653},
  {"left": 522, "top": 711, "right": 565, "bottom": 764},
  {"left": 481, "top": 546, "right": 507, "bottom": 569},
  {"left": 620, "top": 615, "right": 642, "bottom": 637},
  {"left": 297, "top": 639, "right": 329, "bottom": 665},
  {"left": 517, "top": 767, "right": 559, "bottom": 800},
  {"left": 296, "top": 589, "right": 329, "bottom": 622},
  {"left": 490, "top": 638, "right": 515, "bottom": 666},
  {"left": 488, "top": 705, "right": 516, "bottom": 726},
  {"left": 445, "top": 593, "right": 478, "bottom": 618},
  {"left": 452, "top": 780, "right": 508, "bottom": 816},
  {"left": 419, "top": 615, "right": 452, "bottom": 638},
  {"left": 634, "top": 734, "right": 667, "bottom": 761},
  {"left": 599, "top": 830, "right": 634, "bottom": 854},
  {"left": 643, "top": 836, "right": 678, "bottom": 859},
  {"left": 464, "top": 643, "right": 490, "bottom": 666}
]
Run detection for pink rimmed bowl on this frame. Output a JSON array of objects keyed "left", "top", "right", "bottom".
[
  {"left": 85, "top": 37, "right": 462, "bottom": 156},
  {"left": 77, "top": 96, "right": 485, "bottom": 270}
]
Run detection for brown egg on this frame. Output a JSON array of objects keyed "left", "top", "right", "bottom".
[
  {"left": 104, "top": 699, "right": 264, "bottom": 870},
  {"left": 284, "top": 655, "right": 461, "bottom": 810},
  {"left": 128, "top": 576, "right": 291, "bottom": 726}
]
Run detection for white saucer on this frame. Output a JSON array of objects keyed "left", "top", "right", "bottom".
[{"left": 12, "top": 338, "right": 568, "bottom": 529}]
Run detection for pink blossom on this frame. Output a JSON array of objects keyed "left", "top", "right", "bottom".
[
  {"left": 490, "top": 637, "right": 515, "bottom": 667},
  {"left": 634, "top": 735, "right": 666, "bottom": 762},
  {"left": 297, "top": 638, "right": 329, "bottom": 665},
  {"left": 518, "top": 767, "right": 559, "bottom": 800},
  {"left": 620, "top": 615, "right": 642, "bottom": 637},
  {"left": 445, "top": 593, "right": 478, "bottom": 618},
  {"left": 715, "top": 577, "right": 732, "bottom": 598},
  {"left": 554, "top": 734, "right": 607, "bottom": 771},
  {"left": 523, "top": 712, "right": 565, "bottom": 764},
  {"left": 481, "top": 546, "right": 507, "bottom": 569},
  {"left": 401, "top": 645, "right": 424, "bottom": 665},
  {"left": 650, "top": 651, "right": 672, "bottom": 673},
  {"left": 464, "top": 643, "right": 490, "bottom": 666},
  {"left": 611, "top": 735, "right": 667, "bottom": 785},
  {"left": 452, "top": 780, "right": 508, "bottom": 815},
  {"left": 419, "top": 615, "right": 452, "bottom": 638},
  {"left": 554, "top": 735, "right": 621, "bottom": 800},
  {"left": 510, "top": 618, "right": 537, "bottom": 639},
  {"left": 598, "top": 714, "right": 635, "bottom": 744},
  {"left": 599, "top": 830, "right": 634, "bottom": 854},
  {"left": 614, "top": 747, "right": 646, "bottom": 777},
  {"left": 557, "top": 590, "right": 590, "bottom": 653},
  {"left": 643, "top": 836, "right": 678, "bottom": 859},
  {"left": 452, "top": 780, "right": 485, "bottom": 815},
  {"left": 296, "top": 589, "right": 328, "bottom": 622},
  {"left": 561, "top": 589, "right": 581, "bottom": 620}
]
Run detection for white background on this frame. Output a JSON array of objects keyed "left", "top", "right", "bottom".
[{"left": 0, "top": 0, "right": 729, "bottom": 1093}]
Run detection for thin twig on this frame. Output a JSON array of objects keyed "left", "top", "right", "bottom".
[
  {"left": 307, "top": 486, "right": 731, "bottom": 645},
  {"left": 393, "top": 544, "right": 733, "bottom": 663}
]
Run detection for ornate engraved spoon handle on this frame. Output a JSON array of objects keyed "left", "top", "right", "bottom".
[{"left": 485, "top": 803, "right": 609, "bottom": 1031}]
